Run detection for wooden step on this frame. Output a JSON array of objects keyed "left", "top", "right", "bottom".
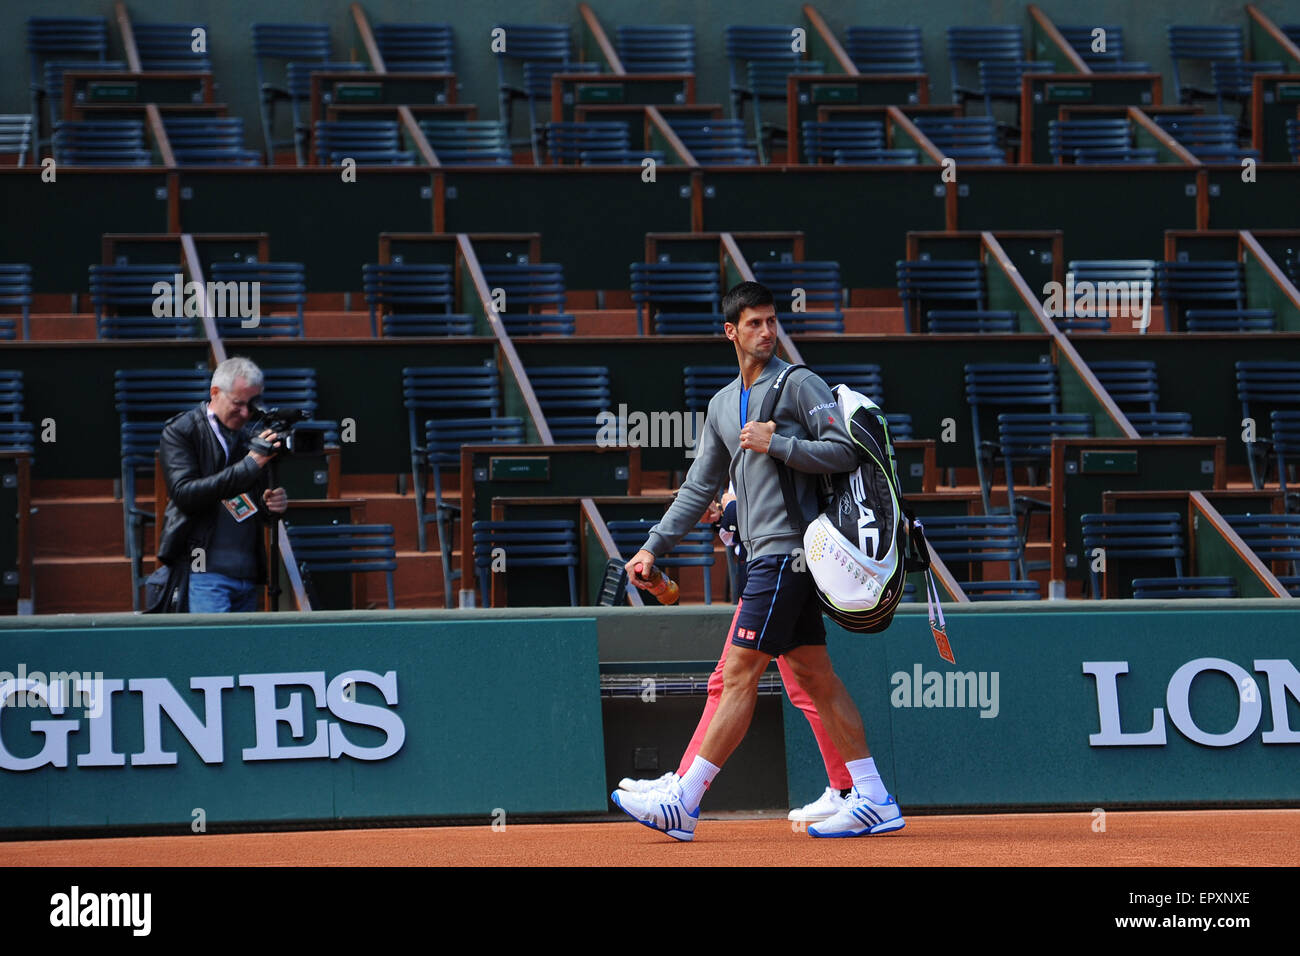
[
  {"left": 34, "top": 555, "right": 135, "bottom": 614},
  {"left": 32, "top": 496, "right": 137, "bottom": 557}
]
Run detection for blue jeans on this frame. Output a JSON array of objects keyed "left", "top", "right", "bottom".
[{"left": 188, "top": 572, "right": 260, "bottom": 613}]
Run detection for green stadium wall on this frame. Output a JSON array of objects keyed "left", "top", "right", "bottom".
[{"left": 1, "top": 602, "right": 1296, "bottom": 834}]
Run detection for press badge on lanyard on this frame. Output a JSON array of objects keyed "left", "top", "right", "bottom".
[{"left": 223, "top": 493, "right": 258, "bottom": 522}]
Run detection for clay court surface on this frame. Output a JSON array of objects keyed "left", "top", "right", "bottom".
[{"left": 2, "top": 809, "right": 1295, "bottom": 866}]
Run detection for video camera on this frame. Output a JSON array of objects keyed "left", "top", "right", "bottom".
[{"left": 246, "top": 404, "right": 329, "bottom": 458}]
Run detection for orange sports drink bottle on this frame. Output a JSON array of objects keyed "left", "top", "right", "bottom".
[{"left": 636, "top": 563, "right": 680, "bottom": 605}]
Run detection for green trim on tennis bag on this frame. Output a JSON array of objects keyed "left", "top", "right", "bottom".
[{"left": 758, "top": 364, "right": 928, "bottom": 633}]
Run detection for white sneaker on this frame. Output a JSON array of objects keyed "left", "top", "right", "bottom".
[
  {"left": 808, "top": 789, "right": 905, "bottom": 838},
  {"left": 617, "top": 771, "right": 678, "bottom": 794},
  {"left": 610, "top": 781, "right": 699, "bottom": 842},
  {"left": 788, "top": 786, "right": 848, "bottom": 823}
]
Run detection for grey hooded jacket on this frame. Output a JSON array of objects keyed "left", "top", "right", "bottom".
[{"left": 641, "top": 357, "right": 858, "bottom": 562}]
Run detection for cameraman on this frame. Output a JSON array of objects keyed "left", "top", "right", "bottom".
[{"left": 157, "top": 356, "right": 289, "bottom": 612}]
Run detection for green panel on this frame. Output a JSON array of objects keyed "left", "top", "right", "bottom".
[
  {"left": 892, "top": 443, "right": 928, "bottom": 495},
  {"left": 556, "top": 77, "right": 689, "bottom": 123},
  {"left": 1081, "top": 450, "right": 1138, "bottom": 472},
  {"left": 443, "top": 170, "right": 695, "bottom": 289},
  {"left": 1208, "top": 168, "right": 1300, "bottom": 230},
  {"left": 1055, "top": 441, "right": 1220, "bottom": 586},
  {"left": 1058, "top": 354, "right": 1125, "bottom": 438},
  {"left": 1244, "top": 247, "right": 1300, "bottom": 332},
  {"left": 178, "top": 170, "right": 435, "bottom": 292},
  {"left": 1249, "top": 20, "right": 1300, "bottom": 73},
  {"left": 3, "top": 344, "right": 209, "bottom": 480},
  {"left": 988, "top": 234, "right": 1058, "bottom": 304},
  {"left": 1192, "top": 511, "right": 1275, "bottom": 598},
  {"left": 787, "top": 607, "right": 1300, "bottom": 808},
  {"left": 233, "top": 341, "right": 496, "bottom": 475},
  {"left": 71, "top": 74, "right": 206, "bottom": 105},
  {"left": 1131, "top": 118, "right": 1194, "bottom": 164},
  {"left": 469, "top": 448, "right": 631, "bottom": 525},
  {"left": 0, "top": 618, "right": 605, "bottom": 829},
  {"left": 321, "top": 75, "right": 451, "bottom": 106},
  {"left": 702, "top": 170, "right": 946, "bottom": 290},
  {"left": 983, "top": 261, "right": 1032, "bottom": 331},
  {"left": 1029, "top": 20, "right": 1084, "bottom": 75},
  {"left": 1025, "top": 76, "right": 1156, "bottom": 164},
  {"left": 959, "top": 169, "right": 1195, "bottom": 263},
  {"left": 0, "top": 171, "right": 169, "bottom": 293},
  {"left": 889, "top": 121, "right": 940, "bottom": 166}
]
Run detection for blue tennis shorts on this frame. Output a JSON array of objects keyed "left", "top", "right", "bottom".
[{"left": 729, "top": 553, "right": 826, "bottom": 657}]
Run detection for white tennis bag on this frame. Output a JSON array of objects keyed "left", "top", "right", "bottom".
[{"left": 761, "top": 366, "right": 953, "bottom": 659}]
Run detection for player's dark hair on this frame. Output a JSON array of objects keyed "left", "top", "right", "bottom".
[{"left": 722, "top": 281, "right": 774, "bottom": 326}]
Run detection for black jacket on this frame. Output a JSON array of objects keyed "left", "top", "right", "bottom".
[{"left": 157, "top": 404, "right": 271, "bottom": 581}]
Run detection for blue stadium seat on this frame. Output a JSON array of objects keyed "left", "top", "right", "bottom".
[
  {"left": 313, "top": 119, "right": 415, "bottom": 166},
  {"left": 403, "top": 365, "right": 524, "bottom": 604},
  {"left": 27, "top": 17, "right": 108, "bottom": 148},
  {"left": 374, "top": 22, "right": 455, "bottom": 73},
  {"left": 114, "top": 368, "right": 210, "bottom": 610},
  {"left": 491, "top": 23, "right": 576, "bottom": 163},
  {"left": 607, "top": 519, "right": 715, "bottom": 604},
  {"left": 1224, "top": 514, "right": 1300, "bottom": 579},
  {"left": 752, "top": 260, "right": 844, "bottom": 332},
  {"left": 480, "top": 262, "right": 574, "bottom": 335},
  {"left": 526, "top": 366, "right": 611, "bottom": 443},
  {"left": 208, "top": 261, "right": 305, "bottom": 337},
  {"left": 945, "top": 26, "right": 1022, "bottom": 108},
  {"left": 617, "top": 24, "right": 695, "bottom": 73},
  {"left": 472, "top": 520, "right": 579, "bottom": 608},
  {"left": 0, "top": 265, "right": 33, "bottom": 340},
  {"left": 1167, "top": 24, "right": 1244, "bottom": 104},
  {"left": 90, "top": 264, "right": 196, "bottom": 338},
  {"left": 897, "top": 259, "right": 986, "bottom": 332},
  {"left": 1235, "top": 362, "right": 1300, "bottom": 489},
  {"left": 251, "top": 22, "right": 334, "bottom": 164},
  {"left": 800, "top": 120, "right": 885, "bottom": 164},
  {"left": 1057, "top": 25, "right": 1149, "bottom": 72},
  {"left": 419, "top": 119, "right": 512, "bottom": 165},
  {"left": 53, "top": 119, "right": 152, "bottom": 166},
  {"left": 163, "top": 116, "right": 261, "bottom": 165},
  {"left": 913, "top": 115, "right": 1003, "bottom": 161},
  {"left": 547, "top": 121, "right": 630, "bottom": 164},
  {"left": 1131, "top": 576, "right": 1237, "bottom": 599},
  {"left": 286, "top": 523, "right": 397, "bottom": 609},
  {"left": 134, "top": 21, "right": 212, "bottom": 71},
  {"left": 845, "top": 26, "right": 925, "bottom": 74},
  {"left": 1081, "top": 512, "right": 1186, "bottom": 598},
  {"left": 916, "top": 515, "right": 1041, "bottom": 598},
  {"left": 666, "top": 117, "right": 757, "bottom": 164},
  {"left": 0, "top": 114, "right": 34, "bottom": 167},
  {"left": 926, "top": 310, "right": 1018, "bottom": 333},
  {"left": 363, "top": 263, "right": 475, "bottom": 338}
]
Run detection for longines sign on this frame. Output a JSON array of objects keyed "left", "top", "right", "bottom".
[
  {"left": 1084, "top": 658, "right": 1300, "bottom": 747},
  {"left": 0, "top": 670, "right": 405, "bottom": 771}
]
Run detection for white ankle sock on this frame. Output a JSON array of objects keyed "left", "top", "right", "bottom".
[
  {"left": 845, "top": 757, "right": 889, "bottom": 803},
  {"left": 678, "top": 756, "right": 720, "bottom": 813}
]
